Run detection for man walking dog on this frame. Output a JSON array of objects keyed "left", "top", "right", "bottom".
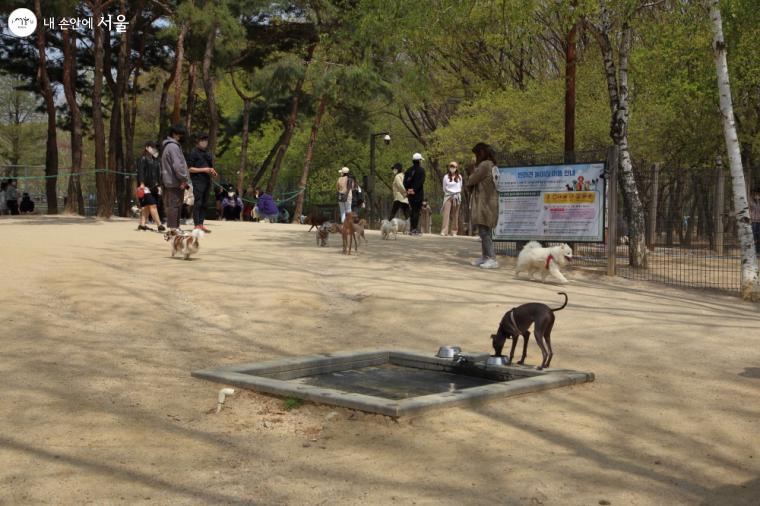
[{"left": 161, "top": 124, "right": 190, "bottom": 232}]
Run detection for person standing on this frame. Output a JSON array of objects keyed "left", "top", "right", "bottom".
[
  {"left": 467, "top": 142, "right": 499, "bottom": 269},
  {"left": 404, "top": 153, "right": 426, "bottom": 235},
  {"left": 388, "top": 162, "right": 409, "bottom": 221},
  {"left": 750, "top": 188, "right": 760, "bottom": 254},
  {"left": 136, "top": 141, "right": 165, "bottom": 231},
  {"left": 348, "top": 172, "right": 365, "bottom": 218},
  {"left": 5, "top": 180, "right": 19, "bottom": 215},
  {"left": 187, "top": 133, "right": 217, "bottom": 233},
  {"left": 441, "top": 161, "right": 463, "bottom": 236},
  {"left": 336, "top": 167, "right": 353, "bottom": 223},
  {"left": 160, "top": 124, "right": 190, "bottom": 232}
]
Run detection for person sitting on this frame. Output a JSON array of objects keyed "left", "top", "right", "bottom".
[
  {"left": 221, "top": 191, "right": 243, "bottom": 221},
  {"left": 252, "top": 188, "right": 279, "bottom": 222},
  {"left": 19, "top": 193, "right": 35, "bottom": 214}
]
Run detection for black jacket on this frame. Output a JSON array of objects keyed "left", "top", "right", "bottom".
[
  {"left": 403, "top": 162, "right": 425, "bottom": 203},
  {"left": 136, "top": 155, "right": 161, "bottom": 188},
  {"left": 187, "top": 147, "right": 214, "bottom": 185}
]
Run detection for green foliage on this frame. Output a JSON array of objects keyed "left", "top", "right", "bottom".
[{"left": 283, "top": 397, "right": 303, "bottom": 410}]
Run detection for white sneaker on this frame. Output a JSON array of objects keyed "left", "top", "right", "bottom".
[
  {"left": 480, "top": 259, "right": 499, "bottom": 269},
  {"left": 471, "top": 257, "right": 486, "bottom": 266}
]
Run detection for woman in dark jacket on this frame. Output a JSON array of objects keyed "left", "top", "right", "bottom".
[{"left": 136, "top": 141, "right": 165, "bottom": 231}]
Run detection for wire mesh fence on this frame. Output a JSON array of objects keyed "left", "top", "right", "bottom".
[{"left": 491, "top": 151, "right": 744, "bottom": 293}]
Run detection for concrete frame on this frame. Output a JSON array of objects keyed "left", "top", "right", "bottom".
[{"left": 192, "top": 349, "right": 595, "bottom": 417}]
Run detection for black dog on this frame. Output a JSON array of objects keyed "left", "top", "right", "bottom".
[{"left": 491, "top": 292, "right": 567, "bottom": 370}]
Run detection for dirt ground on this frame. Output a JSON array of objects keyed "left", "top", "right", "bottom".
[{"left": 1, "top": 216, "right": 759, "bottom": 506}]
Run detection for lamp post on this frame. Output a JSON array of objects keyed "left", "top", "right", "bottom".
[{"left": 369, "top": 132, "right": 390, "bottom": 228}]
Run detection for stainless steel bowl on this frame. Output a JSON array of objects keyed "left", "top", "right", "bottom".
[
  {"left": 436, "top": 346, "right": 462, "bottom": 359},
  {"left": 486, "top": 356, "right": 510, "bottom": 366}
]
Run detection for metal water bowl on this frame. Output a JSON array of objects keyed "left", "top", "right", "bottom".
[
  {"left": 436, "top": 346, "right": 462, "bottom": 359},
  {"left": 486, "top": 356, "right": 510, "bottom": 367}
]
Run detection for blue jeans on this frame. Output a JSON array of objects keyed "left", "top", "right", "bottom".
[
  {"left": 339, "top": 201, "right": 351, "bottom": 222},
  {"left": 478, "top": 226, "right": 495, "bottom": 259}
]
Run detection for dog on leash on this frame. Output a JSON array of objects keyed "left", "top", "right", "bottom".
[
  {"left": 515, "top": 241, "right": 573, "bottom": 284},
  {"left": 342, "top": 212, "right": 358, "bottom": 255},
  {"left": 164, "top": 229, "right": 203, "bottom": 260},
  {"left": 391, "top": 217, "right": 410, "bottom": 235},
  {"left": 491, "top": 292, "right": 567, "bottom": 370},
  {"left": 380, "top": 219, "right": 398, "bottom": 240},
  {"left": 316, "top": 224, "right": 330, "bottom": 247}
]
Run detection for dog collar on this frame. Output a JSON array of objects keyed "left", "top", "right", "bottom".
[{"left": 545, "top": 254, "right": 554, "bottom": 269}]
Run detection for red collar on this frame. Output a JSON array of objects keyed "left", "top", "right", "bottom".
[{"left": 545, "top": 254, "right": 554, "bottom": 269}]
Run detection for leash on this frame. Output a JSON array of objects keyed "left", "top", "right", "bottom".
[
  {"left": 545, "top": 254, "right": 554, "bottom": 270},
  {"left": 509, "top": 309, "right": 519, "bottom": 334}
]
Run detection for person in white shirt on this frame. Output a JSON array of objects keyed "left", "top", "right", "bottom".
[{"left": 441, "top": 161, "right": 463, "bottom": 236}]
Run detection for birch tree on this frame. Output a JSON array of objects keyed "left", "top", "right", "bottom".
[
  {"left": 706, "top": 0, "right": 760, "bottom": 300},
  {"left": 585, "top": 5, "right": 648, "bottom": 268}
]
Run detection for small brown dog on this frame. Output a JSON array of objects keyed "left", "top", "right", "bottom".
[{"left": 342, "top": 212, "right": 358, "bottom": 255}]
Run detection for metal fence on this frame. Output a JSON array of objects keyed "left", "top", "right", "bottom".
[{"left": 492, "top": 150, "right": 743, "bottom": 293}]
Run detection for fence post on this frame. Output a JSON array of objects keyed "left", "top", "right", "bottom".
[
  {"left": 714, "top": 155, "right": 725, "bottom": 255},
  {"left": 648, "top": 163, "right": 659, "bottom": 249},
  {"left": 606, "top": 145, "right": 619, "bottom": 277}
]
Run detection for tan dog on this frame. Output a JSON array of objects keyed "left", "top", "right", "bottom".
[
  {"left": 353, "top": 222, "right": 367, "bottom": 245},
  {"left": 342, "top": 212, "right": 358, "bottom": 255}
]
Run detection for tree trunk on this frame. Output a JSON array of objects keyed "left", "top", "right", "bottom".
[
  {"left": 202, "top": 25, "right": 219, "bottom": 152},
  {"left": 61, "top": 29, "right": 84, "bottom": 215},
  {"left": 587, "top": 17, "right": 647, "bottom": 268},
  {"left": 34, "top": 0, "right": 58, "bottom": 214},
  {"left": 171, "top": 23, "right": 188, "bottom": 125},
  {"left": 564, "top": 20, "right": 578, "bottom": 164},
  {"left": 292, "top": 94, "right": 327, "bottom": 222},
  {"left": 185, "top": 62, "right": 197, "bottom": 133},
  {"left": 708, "top": 0, "right": 759, "bottom": 299},
  {"left": 88, "top": 0, "right": 112, "bottom": 217},
  {"left": 251, "top": 129, "right": 287, "bottom": 190},
  {"left": 237, "top": 97, "right": 252, "bottom": 194},
  {"left": 266, "top": 42, "right": 318, "bottom": 194}
]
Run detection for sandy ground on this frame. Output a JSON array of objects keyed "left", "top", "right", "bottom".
[{"left": 1, "top": 216, "right": 759, "bottom": 506}]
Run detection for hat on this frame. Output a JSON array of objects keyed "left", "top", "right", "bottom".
[
  {"left": 195, "top": 132, "right": 209, "bottom": 141},
  {"left": 412, "top": 153, "right": 424, "bottom": 161},
  {"left": 339, "top": 167, "right": 350, "bottom": 174}
]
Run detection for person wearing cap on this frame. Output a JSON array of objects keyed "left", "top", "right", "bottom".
[
  {"left": 136, "top": 140, "right": 165, "bottom": 231},
  {"left": 467, "top": 142, "right": 499, "bottom": 269},
  {"left": 404, "top": 153, "right": 426, "bottom": 235},
  {"left": 441, "top": 161, "right": 462, "bottom": 236},
  {"left": 336, "top": 166, "right": 353, "bottom": 223},
  {"left": 187, "top": 132, "right": 217, "bottom": 233},
  {"left": 160, "top": 124, "right": 190, "bottom": 231},
  {"left": 388, "top": 162, "right": 409, "bottom": 221}
]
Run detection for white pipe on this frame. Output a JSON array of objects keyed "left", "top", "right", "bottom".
[{"left": 216, "top": 388, "right": 235, "bottom": 413}]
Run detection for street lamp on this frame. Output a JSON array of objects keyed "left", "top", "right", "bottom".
[{"left": 369, "top": 131, "right": 390, "bottom": 228}]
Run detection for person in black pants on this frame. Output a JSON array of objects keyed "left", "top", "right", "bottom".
[
  {"left": 187, "top": 133, "right": 218, "bottom": 233},
  {"left": 388, "top": 162, "right": 410, "bottom": 221},
  {"left": 404, "top": 153, "right": 426, "bottom": 235},
  {"left": 136, "top": 141, "right": 164, "bottom": 231}
]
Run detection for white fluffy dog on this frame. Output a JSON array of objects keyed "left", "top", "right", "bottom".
[
  {"left": 380, "top": 219, "right": 398, "bottom": 240},
  {"left": 515, "top": 241, "right": 573, "bottom": 284},
  {"left": 391, "top": 217, "right": 410, "bottom": 235}
]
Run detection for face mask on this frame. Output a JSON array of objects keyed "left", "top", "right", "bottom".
[
  {"left": 449, "top": 167, "right": 456, "bottom": 173},
  {"left": 228, "top": 192, "right": 234, "bottom": 198}
]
